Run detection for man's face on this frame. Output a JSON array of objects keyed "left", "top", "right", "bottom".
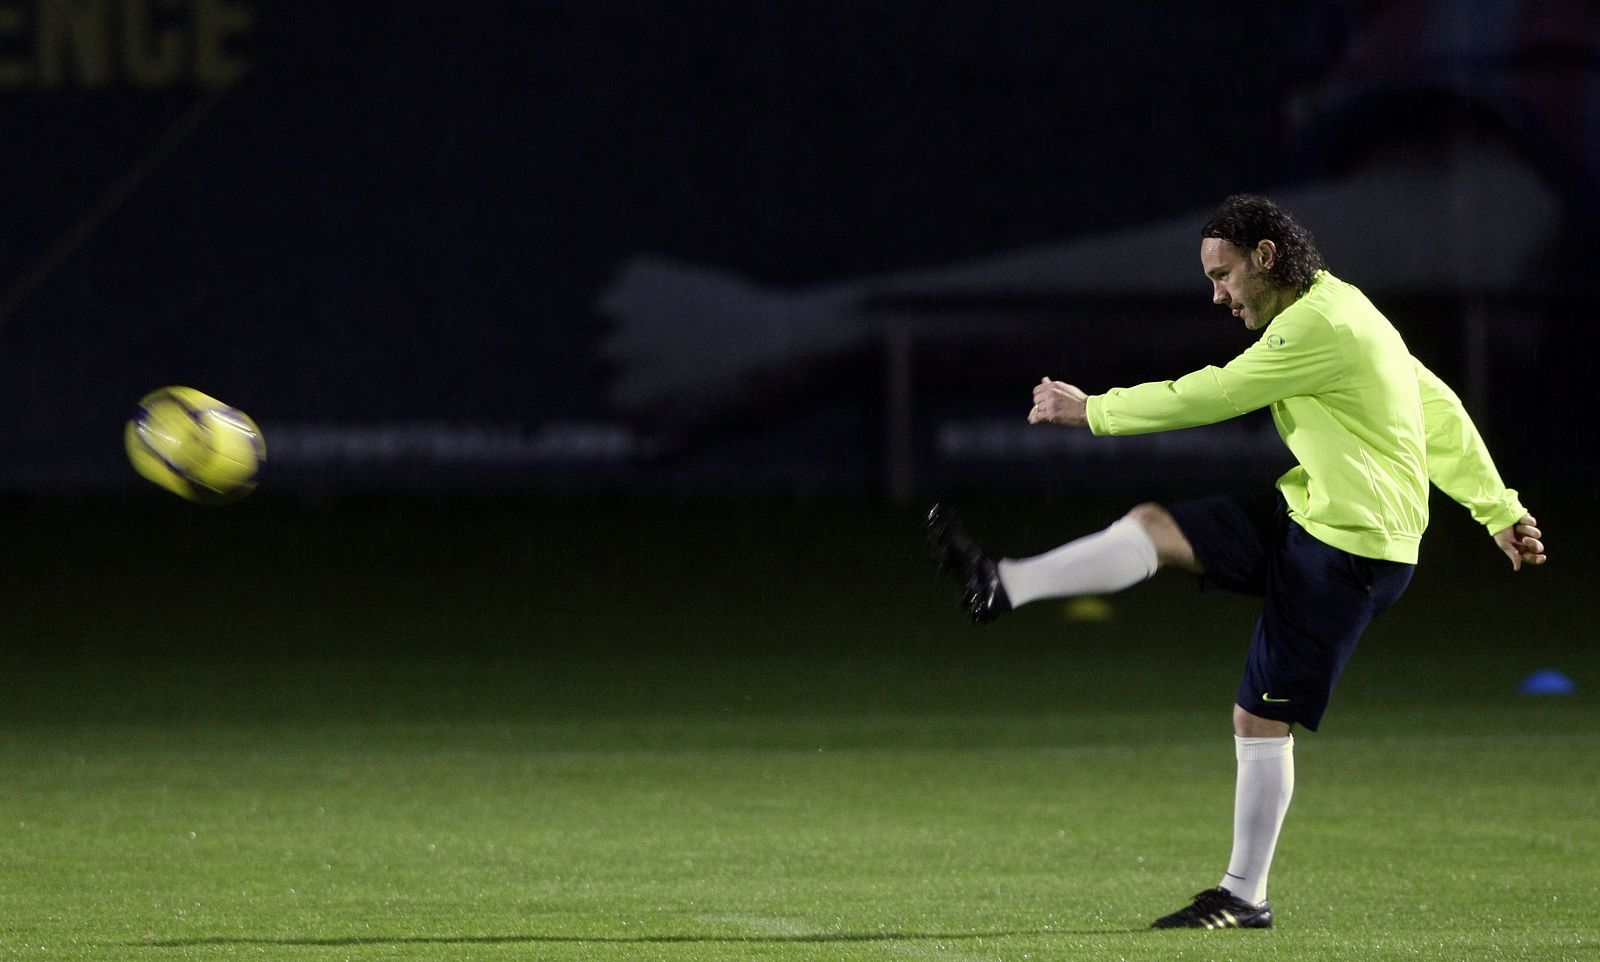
[{"left": 1201, "top": 237, "right": 1280, "bottom": 331}]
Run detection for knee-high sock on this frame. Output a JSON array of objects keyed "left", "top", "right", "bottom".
[
  {"left": 995, "top": 517, "right": 1158, "bottom": 607},
  {"left": 1221, "top": 735, "right": 1295, "bottom": 905}
]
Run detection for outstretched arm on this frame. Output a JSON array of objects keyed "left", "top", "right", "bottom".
[{"left": 1065, "top": 302, "right": 1347, "bottom": 437}]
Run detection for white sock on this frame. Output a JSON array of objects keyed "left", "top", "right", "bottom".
[
  {"left": 1221, "top": 735, "right": 1295, "bottom": 905},
  {"left": 994, "top": 517, "right": 1158, "bottom": 608}
]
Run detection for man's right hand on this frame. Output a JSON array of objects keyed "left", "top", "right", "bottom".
[{"left": 1029, "top": 377, "right": 1089, "bottom": 427}]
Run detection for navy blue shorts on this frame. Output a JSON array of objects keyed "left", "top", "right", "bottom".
[{"left": 1165, "top": 489, "right": 1414, "bottom": 731}]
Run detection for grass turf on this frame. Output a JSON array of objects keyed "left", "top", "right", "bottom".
[{"left": 1, "top": 492, "right": 1596, "bottom": 961}]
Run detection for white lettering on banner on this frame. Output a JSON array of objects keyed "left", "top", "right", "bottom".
[
  {"left": 936, "top": 418, "right": 1286, "bottom": 461},
  {"left": 0, "top": 0, "right": 251, "bottom": 89},
  {"left": 264, "top": 423, "right": 645, "bottom": 465}
]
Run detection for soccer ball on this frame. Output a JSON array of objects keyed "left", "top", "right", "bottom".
[{"left": 124, "top": 386, "right": 265, "bottom": 504}]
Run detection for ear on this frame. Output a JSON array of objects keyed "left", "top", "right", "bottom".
[{"left": 1255, "top": 239, "right": 1277, "bottom": 270}]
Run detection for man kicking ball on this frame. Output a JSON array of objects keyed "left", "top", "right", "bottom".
[{"left": 928, "top": 193, "right": 1546, "bottom": 930}]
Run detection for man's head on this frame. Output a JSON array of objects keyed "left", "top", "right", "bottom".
[{"left": 1200, "top": 194, "right": 1325, "bottom": 330}]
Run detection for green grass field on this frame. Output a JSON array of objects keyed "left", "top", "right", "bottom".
[{"left": 2, "top": 492, "right": 1595, "bottom": 961}]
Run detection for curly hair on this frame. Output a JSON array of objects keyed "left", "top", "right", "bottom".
[{"left": 1202, "top": 194, "right": 1326, "bottom": 296}]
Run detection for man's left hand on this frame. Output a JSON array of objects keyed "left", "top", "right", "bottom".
[{"left": 1494, "top": 514, "right": 1546, "bottom": 571}]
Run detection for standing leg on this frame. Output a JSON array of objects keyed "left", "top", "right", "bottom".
[
  {"left": 1149, "top": 708, "right": 1290, "bottom": 930},
  {"left": 1222, "top": 706, "right": 1294, "bottom": 906},
  {"left": 1164, "top": 523, "right": 1414, "bottom": 930}
]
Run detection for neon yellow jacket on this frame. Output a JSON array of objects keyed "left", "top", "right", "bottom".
[{"left": 1084, "top": 271, "right": 1524, "bottom": 562}]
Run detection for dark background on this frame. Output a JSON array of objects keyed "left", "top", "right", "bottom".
[{"left": 7, "top": 0, "right": 1589, "bottom": 499}]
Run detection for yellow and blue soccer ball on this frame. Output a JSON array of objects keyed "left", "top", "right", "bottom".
[{"left": 124, "top": 386, "right": 265, "bottom": 504}]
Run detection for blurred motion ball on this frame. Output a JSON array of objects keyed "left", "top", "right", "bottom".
[{"left": 125, "top": 386, "right": 265, "bottom": 504}]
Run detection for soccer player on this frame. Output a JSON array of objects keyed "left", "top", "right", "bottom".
[{"left": 928, "top": 193, "right": 1547, "bottom": 930}]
